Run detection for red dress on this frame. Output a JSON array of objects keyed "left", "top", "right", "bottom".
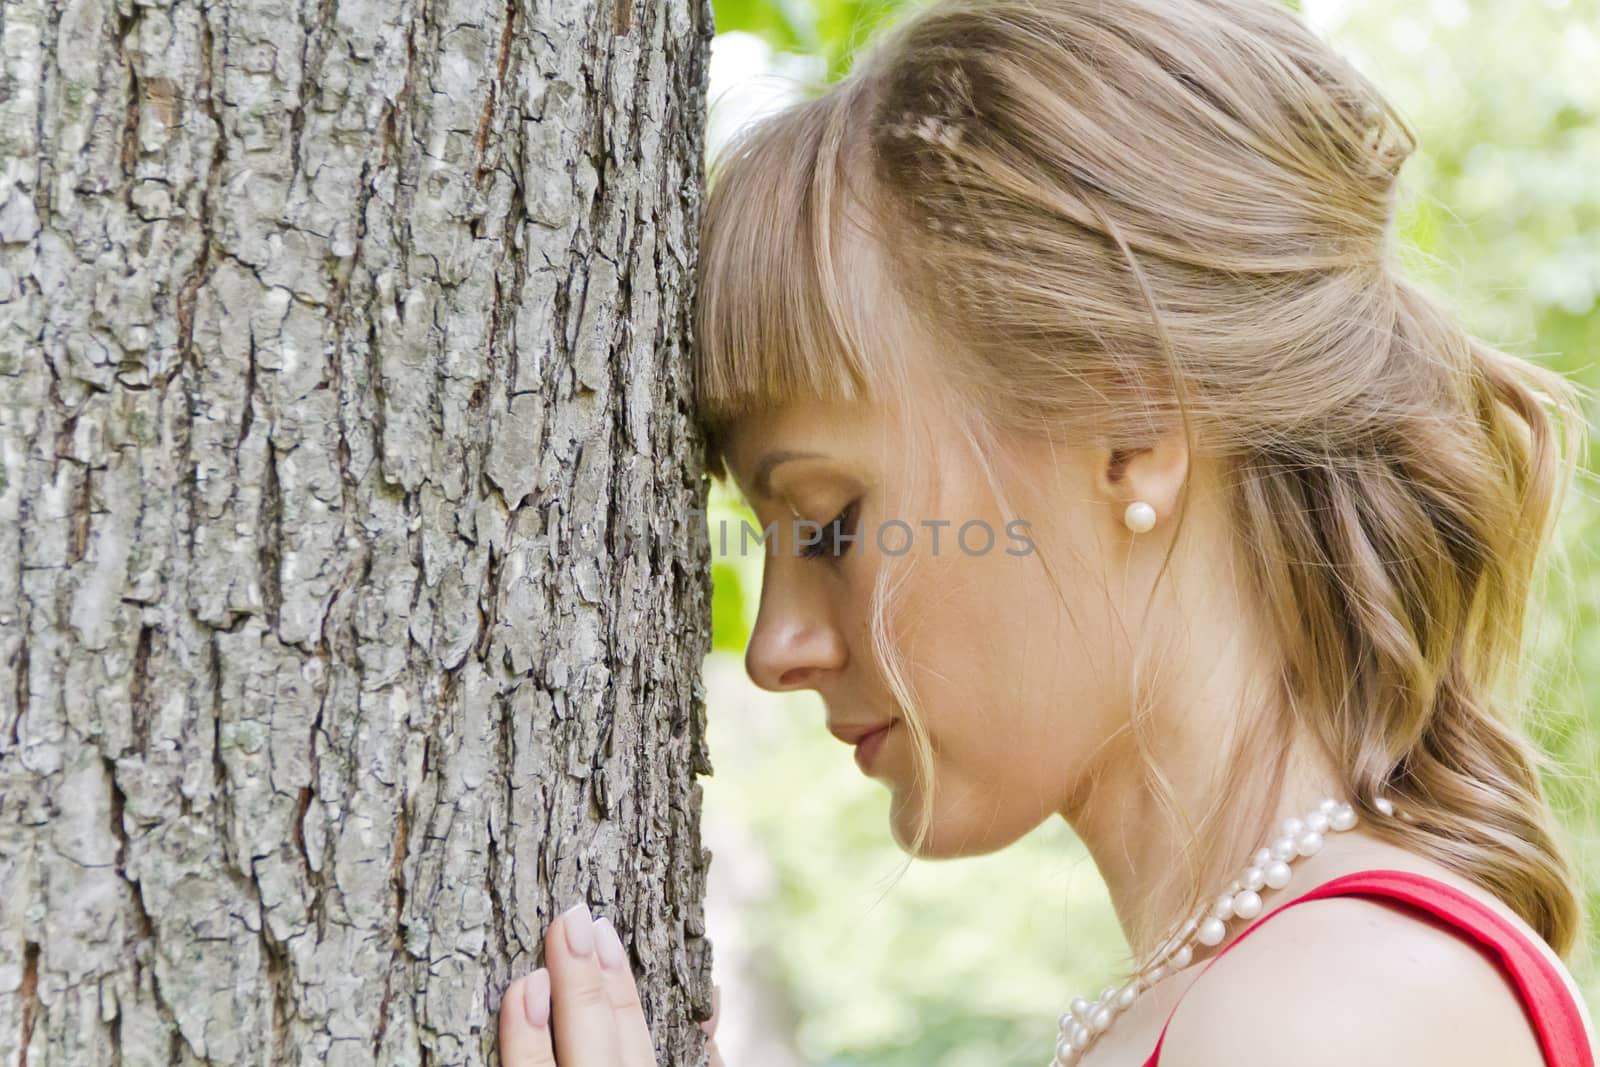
[{"left": 1140, "top": 868, "right": 1596, "bottom": 1066}]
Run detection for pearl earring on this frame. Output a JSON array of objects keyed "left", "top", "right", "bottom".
[{"left": 1123, "top": 501, "right": 1156, "bottom": 533}]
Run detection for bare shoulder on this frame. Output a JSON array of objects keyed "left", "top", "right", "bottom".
[{"left": 1158, "top": 894, "right": 1548, "bottom": 1067}]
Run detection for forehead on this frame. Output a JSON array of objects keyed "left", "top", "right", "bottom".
[
  {"left": 718, "top": 397, "right": 889, "bottom": 487},
  {"left": 719, "top": 382, "right": 992, "bottom": 512}
]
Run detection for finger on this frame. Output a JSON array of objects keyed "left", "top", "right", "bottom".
[
  {"left": 499, "top": 971, "right": 556, "bottom": 1067},
  {"left": 699, "top": 983, "right": 720, "bottom": 1039},
  {"left": 699, "top": 985, "right": 722, "bottom": 1067},
  {"left": 592, "top": 915, "right": 657, "bottom": 1065},
  {"left": 547, "top": 902, "right": 625, "bottom": 1067}
]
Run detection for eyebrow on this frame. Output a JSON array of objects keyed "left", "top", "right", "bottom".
[{"left": 752, "top": 449, "right": 827, "bottom": 499}]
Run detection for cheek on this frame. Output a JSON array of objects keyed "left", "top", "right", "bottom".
[
  {"left": 867, "top": 513, "right": 1135, "bottom": 852},
  {"left": 894, "top": 543, "right": 1124, "bottom": 771}
]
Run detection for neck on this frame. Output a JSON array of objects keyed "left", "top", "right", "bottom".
[
  {"left": 1059, "top": 469, "right": 1356, "bottom": 959},
  {"left": 1068, "top": 741, "right": 1347, "bottom": 958},
  {"left": 1057, "top": 661, "right": 1347, "bottom": 960}
]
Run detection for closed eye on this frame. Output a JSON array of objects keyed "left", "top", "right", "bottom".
[{"left": 800, "top": 499, "right": 862, "bottom": 561}]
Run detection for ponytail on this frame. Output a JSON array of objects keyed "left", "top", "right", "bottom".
[{"left": 1236, "top": 274, "right": 1589, "bottom": 955}]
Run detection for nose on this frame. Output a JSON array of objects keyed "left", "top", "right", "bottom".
[{"left": 744, "top": 613, "right": 847, "bottom": 692}]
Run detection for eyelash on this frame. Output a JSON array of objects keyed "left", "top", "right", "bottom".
[{"left": 800, "top": 499, "right": 861, "bottom": 561}]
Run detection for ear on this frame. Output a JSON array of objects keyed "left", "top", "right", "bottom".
[{"left": 1095, "top": 432, "right": 1190, "bottom": 528}]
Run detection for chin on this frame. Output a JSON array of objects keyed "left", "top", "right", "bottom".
[{"left": 886, "top": 787, "right": 1033, "bottom": 859}]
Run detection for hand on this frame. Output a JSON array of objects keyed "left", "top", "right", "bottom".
[
  {"left": 497, "top": 902, "right": 725, "bottom": 1067},
  {"left": 698, "top": 982, "right": 725, "bottom": 1067}
]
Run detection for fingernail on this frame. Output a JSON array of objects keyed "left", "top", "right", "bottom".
[
  {"left": 523, "top": 968, "right": 551, "bottom": 1028},
  {"left": 562, "top": 902, "right": 595, "bottom": 956},
  {"left": 593, "top": 916, "right": 627, "bottom": 971}
]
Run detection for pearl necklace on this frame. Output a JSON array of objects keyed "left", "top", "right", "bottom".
[{"left": 1050, "top": 794, "right": 1394, "bottom": 1066}]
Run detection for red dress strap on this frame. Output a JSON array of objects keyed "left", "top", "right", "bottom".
[{"left": 1141, "top": 867, "right": 1595, "bottom": 1067}]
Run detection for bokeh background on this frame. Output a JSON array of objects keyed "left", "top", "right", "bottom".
[{"left": 695, "top": 2, "right": 1600, "bottom": 1064}]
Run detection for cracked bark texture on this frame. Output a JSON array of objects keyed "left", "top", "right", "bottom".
[{"left": 0, "top": 0, "right": 718, "bottom": 1062}]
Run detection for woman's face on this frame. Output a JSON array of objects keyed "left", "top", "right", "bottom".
[{"left": 718, "top": 396, "right": 1181, "bottom": 858}]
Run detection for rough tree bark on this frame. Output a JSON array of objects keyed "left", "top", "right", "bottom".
[{"left": 0, "top": 0, "right": 717, "bottom": 1063}]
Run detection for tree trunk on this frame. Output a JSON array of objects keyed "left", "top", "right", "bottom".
[{"left": 0, "top": 0, "right": 717, "bottom": 1062}]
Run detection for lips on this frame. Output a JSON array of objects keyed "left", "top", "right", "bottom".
[
  {"left": 827, "top": 720, "right": 896, "bottom": 746},
  {"left": 853, "top": 722, "right": 893, "bottom": 774}
]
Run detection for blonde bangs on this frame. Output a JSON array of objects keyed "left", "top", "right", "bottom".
[{"left": 693, "top": 82, "right": 902, "bottom": 479}]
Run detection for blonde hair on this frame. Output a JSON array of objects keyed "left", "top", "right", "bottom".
[{"left": 693, "top": 0, "right": 1591, "bottom": 962}]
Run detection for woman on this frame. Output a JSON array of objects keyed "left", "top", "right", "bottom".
[{"left": 497, "top": 0, "right": 1598, "bottom": 1063}]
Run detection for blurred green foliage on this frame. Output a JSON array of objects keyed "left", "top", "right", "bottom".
[
  {"left": 701, "top": 1, "right": 1600, "bottom": 1064},
  {"left": 712, "top": 0, "right": 902, "bottom": 83}
]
